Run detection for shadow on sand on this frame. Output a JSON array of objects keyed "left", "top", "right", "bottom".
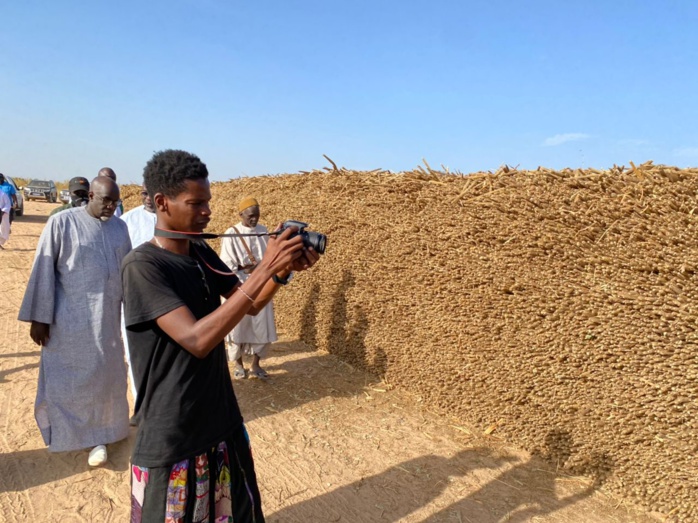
[
  {"left": 14, "top": 214, "right": 49, "bottom": 225},
  {"left": 268, "top": 430, "right": 613, "bottom": 523},
  {"left": 234, "top": 345, "right": 380, "bottom": 424},
  {"left": 0, "top": 432, "right": 133, "bottom": 493},
  {"left": 0, "top": 362, "right": 39, "bottom": 383}
]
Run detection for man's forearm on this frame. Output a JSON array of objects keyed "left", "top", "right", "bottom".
[
  {"left": 247, "top": 270, "right": 290, "bottom": 314},
  {"left": 162, "top": 264, "right": 281, "bottom": 358}
]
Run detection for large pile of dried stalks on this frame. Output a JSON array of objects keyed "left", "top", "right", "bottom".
[{"left": 122, "top": 160, "right": 698, "bottom": 520}]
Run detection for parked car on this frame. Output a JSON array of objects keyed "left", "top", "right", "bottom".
[
  {"left": 3, "top": 174, "right": 24, "bottom": 219},
  {"left": 24, "top": 179, "right": 58, "bottom": 202},
  {"left": 59, "top": 189, "right": 70, "bottom": 204}
]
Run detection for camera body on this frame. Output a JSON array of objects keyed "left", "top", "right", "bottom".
[{"left": 280, "top": 220, "right": 327, "bottom": 255}]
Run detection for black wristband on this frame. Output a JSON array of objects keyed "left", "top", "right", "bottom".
[{"left": 272, "top": 273, "right": 291, "bottom": 285}]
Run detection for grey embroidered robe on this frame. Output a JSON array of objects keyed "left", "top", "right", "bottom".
[{"left": 18, "top": 206, "right": 132, "bottom": 452}]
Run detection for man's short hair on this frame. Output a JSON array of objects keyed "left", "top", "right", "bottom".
[{"left": 143, "top": 150, "right": 209, "bottom": 199}]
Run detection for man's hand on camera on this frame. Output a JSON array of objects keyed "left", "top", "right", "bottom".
[
  {"left": 289, "top": 247, "right": 320, "bottom": 272},
  {"left": 260, "top": 223, "right": 305, "bottom": 275}
]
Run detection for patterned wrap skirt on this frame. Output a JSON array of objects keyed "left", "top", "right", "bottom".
[{"left": 130, "top": 425, "right": 265, "bottom": 523}]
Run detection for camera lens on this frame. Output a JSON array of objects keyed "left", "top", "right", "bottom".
[{"left": 303, "top": 231, "right": 326, "bottom": 255}]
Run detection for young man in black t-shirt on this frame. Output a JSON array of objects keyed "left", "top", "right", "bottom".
[{"left": 121, "top": 149, "right": 319, "bottom": 522}]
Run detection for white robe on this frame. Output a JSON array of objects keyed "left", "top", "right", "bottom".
[
  {"left": 119, "top": 205, "right": 157, "bottom": 397},
  {"left": 219, "top": 222, "right": 277, "bottom": 345},
  {"left": 120, "top": 205, "right": 156, "bottom": 248},
  {"left": 18, "top": 207, "right": 132, "bottom": 452}
]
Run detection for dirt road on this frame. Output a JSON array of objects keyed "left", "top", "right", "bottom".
[{"left": 0, "top": 201, "right": 662, "bottom": 522}]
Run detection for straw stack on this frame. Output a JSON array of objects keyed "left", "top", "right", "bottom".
[{"left": 122, "top": 160, "right": 698, "bottom": 520}]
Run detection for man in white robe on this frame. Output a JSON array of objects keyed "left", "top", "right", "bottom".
[
  {"left": 120, "top": 183, "right": 157, "bottom": 248},
  {"left": 220, "top": 197, "right": 278, "bottom": 379},
  {"left": 18, "top": 176, "right": 131, "bottom": 467},
  {"left": 120, "top": 183, "right": 157, "bottom": 403}
]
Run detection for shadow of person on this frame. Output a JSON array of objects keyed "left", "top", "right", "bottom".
[
  {"left": 327, "top": 269, "right": 353, "bottom": 360},
  {"left": 234, "top": 350, "right": 381, "bottom": 424},
  {"left": 0, "top": 432, "right": 133, "bottom": 493},
  {"left": 349, "top": 306, "right": 387, "bottom": 380},
  {"left": 0, "top": 362, "right": 39, "bottom": 383},
  {"left": 423, "top": 429, "right": 614, "bottom": 523},
  {"left": 13, "top": 214, "right": 49, "bottom": 225},
  {"left": 535, "top": 430, "right": 614, "bottom": 490},
  {"left": 0, "top": 350, "right": 41, "bottom": 382},
  {"left": 236, "top": 270, "right": 387, "bottom": 424},
  {"left": 0, "top": 351, "right": 41, "bottom": 359},
  {"left": 299, "top": 282, "right": 321, "bottom": 350},
  {"left": 326, "top": 269, "right": 387, "bottom": 380},
  {"left": 266, "top": 448, "right": 517, "bottom": 523}
]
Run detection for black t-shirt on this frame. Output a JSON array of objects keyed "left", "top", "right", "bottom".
[{"left": 121, "top": 240, "right": 241, "bottom": 467}]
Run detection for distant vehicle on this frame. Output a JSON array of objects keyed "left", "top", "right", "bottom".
[
  {"left": 3, "top": 174, "right": 24, "bottom": 219},
  {"left": 59, "top": 189, "right": 70, "bottom": 204},
  {"left": 24, "top": 179, "right": 58, "bottom": 202}
]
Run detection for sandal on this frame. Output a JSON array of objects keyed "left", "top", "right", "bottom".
[
  {"left": 249, "top": 368, "right": 269, "bottom": 380},
  {"left": 233, "top": 367, "right": 247, "bottom": 380}
]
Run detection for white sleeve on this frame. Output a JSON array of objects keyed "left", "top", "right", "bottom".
[{"left": 220, "top": 232, "right": 242, "bottom": 271}]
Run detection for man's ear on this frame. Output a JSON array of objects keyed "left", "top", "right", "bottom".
[
  {"left": 88, "top": 190, "right": 94, "bottom": 201},
  {"left": 153, "top": 193, "right": 167, "bottom": 212}
]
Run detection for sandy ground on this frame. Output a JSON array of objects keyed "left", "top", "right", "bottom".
[{"left": 0, "top": 201, "right": 665, "bottom": 523}]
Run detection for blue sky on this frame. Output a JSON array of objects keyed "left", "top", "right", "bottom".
[{"left": 1, "top": 0, "right": 697, "bottom": 183}]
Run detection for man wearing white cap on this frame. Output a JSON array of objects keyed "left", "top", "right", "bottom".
[{"left": 220, "top": 197, "right": 278, "bottom": 379}]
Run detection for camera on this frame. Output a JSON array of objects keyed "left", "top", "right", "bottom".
[{"left": 279, "top": 220, "right": 327, "bottom": 255}]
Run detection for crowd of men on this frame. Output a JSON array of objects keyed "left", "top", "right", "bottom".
[{"left": 15, "top": 150, "right": 320, "bottom": 522}]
